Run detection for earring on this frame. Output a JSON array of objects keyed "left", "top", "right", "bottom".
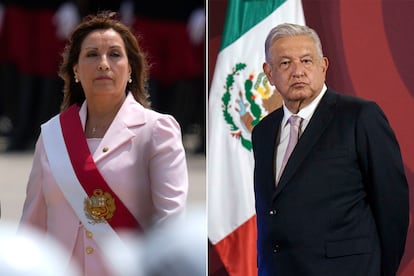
[
  {"left": 75, "top": 76, "right": 79, "bottom": 83},
  {"left": 128, "top": 76, "right": 132, "bottom": 83}
]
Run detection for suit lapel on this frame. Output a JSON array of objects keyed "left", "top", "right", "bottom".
[
  {"left": 264, "top": 110, "right": 284, "bottom": 188},
  {"left": 79, "top": 93, "right": 146, "bottom": 163},
  {"left": 273, "top": 90, "right": 338, "bottom": 199}
]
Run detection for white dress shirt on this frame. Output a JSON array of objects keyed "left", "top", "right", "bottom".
[{"left": 275, "top": 84, "right": 327, "bottom": 182}]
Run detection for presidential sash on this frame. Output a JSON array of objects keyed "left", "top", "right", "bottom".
[{"left": 41, "top": 105, "right": 141, "bottom": 255}]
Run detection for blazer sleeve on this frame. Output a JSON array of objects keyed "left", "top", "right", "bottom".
[
  {"left": 19, "top": 136, "right": 48, "bottom": 233},
  {"left": 148, "top": 115, "right": 189, "bottom": 226},
  {"left": 356, "top": 102, "right": 409, "bottom": 275}
]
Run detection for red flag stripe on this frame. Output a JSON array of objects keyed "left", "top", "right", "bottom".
[{"left": 214, "top": 216, "right": 257, "bottom": 276}]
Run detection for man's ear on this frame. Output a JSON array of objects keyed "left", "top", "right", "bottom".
[
  {"left": 263, "top": 62, "right": 274, "bottom": 85},
  {"left": 321, "top": 57, "right": 329, "bottom": 73}
]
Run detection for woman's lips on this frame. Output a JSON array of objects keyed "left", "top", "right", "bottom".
[{"left": 95, "top": 76, "right": 112, "bottom": 81}]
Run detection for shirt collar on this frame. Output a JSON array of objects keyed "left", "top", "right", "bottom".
[{"left": 282, "top": 84, "right": 327, "bottom": 127}]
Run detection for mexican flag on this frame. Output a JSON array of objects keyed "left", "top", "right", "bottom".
[{"left": 208, "top": 0, "right": 305, "bottom": 275}]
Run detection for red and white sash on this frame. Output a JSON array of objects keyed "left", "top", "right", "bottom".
[{"left": 41, "top": 105, "right": 141, "bottom": 256}]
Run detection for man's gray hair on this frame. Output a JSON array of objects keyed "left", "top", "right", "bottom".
[{"left": 264, "top": 23, "right": 324, "bottom": 63}]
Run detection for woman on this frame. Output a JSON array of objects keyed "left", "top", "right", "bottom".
[{"left": 19, "top": 11, "right": 188, "bottom": 275}]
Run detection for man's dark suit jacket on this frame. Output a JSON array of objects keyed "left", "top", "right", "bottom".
[{"left": 252, "top": 88, "right": 409, "bottom": 276}]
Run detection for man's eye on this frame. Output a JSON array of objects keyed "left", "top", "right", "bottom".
[{"left": 280, "top": 61, "right": 290, "bottom": 67}]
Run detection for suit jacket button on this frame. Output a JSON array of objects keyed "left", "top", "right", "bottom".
[
  {"left": 273, "top": 244, "right": 280, "bottom": 253},
  {"left": 86, "top": 231, "right": 93, "bottom": 238},
  {"left": 269, "top": 209, "right": 277, "bottom": 215},
  {"left": 86, "top": 247, "right": 94, "bottom": 254}
]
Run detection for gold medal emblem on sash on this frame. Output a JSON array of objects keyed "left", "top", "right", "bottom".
[{"left": 84, "top": 189, "right": 116, "bottom": 224}]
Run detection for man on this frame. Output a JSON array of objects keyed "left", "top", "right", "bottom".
[{"left": 252, "top": 23, "right": 409, "bottom": 276}]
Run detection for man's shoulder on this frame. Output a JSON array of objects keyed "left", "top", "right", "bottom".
[
  {"left": 252, "top": 107, "right": 283, "bottom": 136},
  {"left": 325, "top": 88, "right": 384, "bottom": 120},
  {"left": 326, "top": 88, "right": 374, "bottom": 106}
]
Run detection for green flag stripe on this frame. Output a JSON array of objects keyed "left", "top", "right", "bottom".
[{"left": 220, "top": 0, "right": 287, "bottom": 50}]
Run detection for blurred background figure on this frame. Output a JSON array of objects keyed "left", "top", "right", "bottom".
[
  {"left": 0, "top": 222, "right": 81, "bottom": 276},
  {"left": 122, "top": 1, "right": 205, "bottom": 154},
  {"left": 105, "top": 205, "right": 207, "bottom": 276},
  {"left": 0, "top": 1, "right": 71, "bottom": 151}
]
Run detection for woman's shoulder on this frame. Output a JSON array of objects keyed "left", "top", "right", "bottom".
[{"left": 128, "top": 101, "right": 180, "bottom": 131}]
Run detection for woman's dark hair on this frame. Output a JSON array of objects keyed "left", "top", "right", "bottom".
[{"left": 59, "top": 11, "right": 150, "bottom": 110}]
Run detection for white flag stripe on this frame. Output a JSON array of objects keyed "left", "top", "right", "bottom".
[{"left": 208, "top": 0, "right": 305, "bottom": 244}]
